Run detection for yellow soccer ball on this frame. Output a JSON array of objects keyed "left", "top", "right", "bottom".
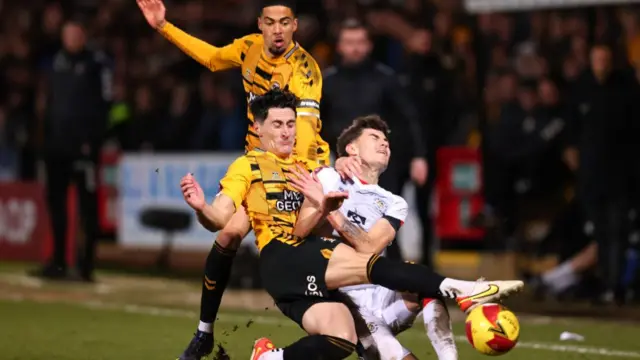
[{"left": 465, "top": 303, "right": 520, "bottom": 356}]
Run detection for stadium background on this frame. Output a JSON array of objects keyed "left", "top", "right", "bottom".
[{"left": 2, "top": 0, "right": 640, "bottom": 316}]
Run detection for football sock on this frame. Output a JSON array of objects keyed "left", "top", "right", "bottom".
[
  {"left": 260, "top": 335, "right": 355, "bottom": 360},
  {"left": 367, "top": 255, "right": 446, "bottom": 298},
  {"left": 198, "top": 241, "right": 236, "bottom": 330},
  {"left": 381, "top": 299, "right": 415, "bottom": 328},
  {"left": 198, "top": 321, "right": 213, "bottom": 333},
  {"left": 422, "top": 298, "right": 458, "bottom": 360}
]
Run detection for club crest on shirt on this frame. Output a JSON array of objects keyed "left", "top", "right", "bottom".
[
  {"left": 367, "top": 322, "right": 378, "bottom": 333},
  {"left": 374, "top": 198, "right": 388, "bottom": 212}
]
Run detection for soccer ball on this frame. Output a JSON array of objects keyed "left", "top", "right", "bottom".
[{"left": 465, "top": 303, "right": 520, "bottom": 356}]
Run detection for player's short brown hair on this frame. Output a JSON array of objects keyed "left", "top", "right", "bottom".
[
  {"left": 249, "top": 88, "right": 298, "bottom": 123},
  {"left": 336, "top": 115, "right": 390, "bottom": 157}
]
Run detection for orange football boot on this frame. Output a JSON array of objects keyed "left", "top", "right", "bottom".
[{"left": 250, "top": 337, "right": 276, "bottom": 360}]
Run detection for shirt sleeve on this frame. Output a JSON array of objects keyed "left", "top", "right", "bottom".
[
  {"left": 383, "top": 195, "right": 408, "bottom": 231},
  {"left": 314, "top": 167, "right": 341, "bottom": 195},
  {"left": 289, "top": 56, "right": 324, "bottom": 159},
  {"left": 218, "top": 156, "right": 252, "bottom": 210},
  {"left": 159, "top": 22, "right": 256, "bottom": 71}
]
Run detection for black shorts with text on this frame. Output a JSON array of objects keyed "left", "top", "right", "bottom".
[{"left": 259, "top": 236, "right": 341, "bottom": 327}]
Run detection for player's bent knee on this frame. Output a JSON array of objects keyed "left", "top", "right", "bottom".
[
  {"left": 215, "top": 210, "right": 250, "bottom": 250},
  {"left": 215, "top": 231, "right": 243, "bottom": 250},
  {"left": 302, "top": 302, "right": 358, "bottom": 344}
]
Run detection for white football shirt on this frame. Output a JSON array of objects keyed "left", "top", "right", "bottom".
[{"left": 315, "top": 167, "right": 408, "bottom": 291}]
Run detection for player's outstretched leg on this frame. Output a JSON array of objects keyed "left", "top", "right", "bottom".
[
  {"left": 325, "top": 244, "right": 524, "bottom": 313},
  {"left": 251, "top": 302, "right": 357, "bottom": 360},
  {"left": 178, "top": 211, "right": 250, "bottom": 360}
]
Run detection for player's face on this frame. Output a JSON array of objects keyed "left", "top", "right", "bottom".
[
  {"left": 258, "top": 6, "right": 298, "bottom": 56},
  {"left": 256, "top": 107, "right": 297, "bottom": 157},
  {"left": 349, "top": 128, "right": 390, "bottom": 170},
  {"left": 337, "top": 28, "right": 372, "bottom": 65}
]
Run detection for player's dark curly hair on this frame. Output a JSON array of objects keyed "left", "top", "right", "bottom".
[
  {"left": 336, "top": 115, "right": 390, "bottom": 157},
  {"left": 249, "top": 88, "right": 298, "bottom": 123}
]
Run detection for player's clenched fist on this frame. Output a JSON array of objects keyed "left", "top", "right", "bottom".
[
  {"left": 137, "top": 0, "right": 166, "bottom": 29},
  {"left": 180, "top": 173, "right": 206, "bottom": 211}
]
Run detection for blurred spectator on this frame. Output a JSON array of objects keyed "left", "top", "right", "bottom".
[
  {"left": 532, "top": 203, "right": 597, "bottom": 299},
  {"left": 191, "top": 74, "right": 245, "bottom": 151},
  {"left": 487, "top": 79, "right": 568, "bottom": 238},
  {"left": 322, "top": 19, "right": 428, "bottom": 262},
  {"left": 565, "top": 44, "right": 638, "bottom": 303},
  {"left": 32, "top": 21, "right": 112, "bottom": 282},
  {"left": 405, "top": 26, "right": 458, "bottom": 266}
]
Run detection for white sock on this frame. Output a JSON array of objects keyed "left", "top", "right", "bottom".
[
  {"left": 198, "top": 321, "right": 213, "bottom": 333},
  {"left": 423, "top": 299, "right": 458, "bottom": 360},
  {"left": 542, "top": 262, "right": 577, "bottom": 293},
  {"left": 439, "top": 278, "right": 477, "bottom": 298},
  {"left": 258, "top": 348, "right": 284, "bottom": 360},
  {"left": 381, "top": 299, "right": 415, "bottom": 328}
]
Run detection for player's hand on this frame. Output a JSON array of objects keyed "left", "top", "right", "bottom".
[
  {"left": 287, "top": 164, "right": 325, "bottom": 208},
  {"left": 410, "top": 157, "right": 428, "bottom": 186},
  {"left": 137, "top": 0, "right": 167, "bottom": 29},
  {"left": 180, "top": 173, "right": 206, "bottom": 211},
  {"left": 323, "top": 191, "right": 349, "bottom": 212},
  {"left": 335, "top": 156, "right": 362, "bottom": 180}
]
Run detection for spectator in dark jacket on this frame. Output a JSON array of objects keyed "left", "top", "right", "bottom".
[
  {"left": 32, "top": 21, "right": 112, "bottom": 282},
  {"left": 322, "top": 19, "right": 428, "bottom": 262},
  {"left": 564, "top": 44, "right": 638, "bottom": 303}
]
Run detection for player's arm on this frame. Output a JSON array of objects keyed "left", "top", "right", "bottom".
[
  {"left": 157, "top": 23, "right": 252, "bottom": 72},
  {"left": 197, "top": 157, "right": 251, "bottom": 231},
  {"left": 138, "top": 0, "right": 249, "bottom": 72},
  {"left": 327, "top": 196, "right": 408, "bottom": 254}
]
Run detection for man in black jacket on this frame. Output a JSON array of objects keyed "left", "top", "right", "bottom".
[
  {"left": 322, "top": 19, "right": 428, "bottom": 261},
  {"left": 33, "top": 20, "right": 112, "bottom": 282},
  {"left": 565, "top": 44, "right": 637, "bottom": 303}
]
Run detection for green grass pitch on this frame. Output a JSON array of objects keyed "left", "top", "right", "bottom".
[{"left": 1, "top": 263, "right": 639, "bottom": 359}]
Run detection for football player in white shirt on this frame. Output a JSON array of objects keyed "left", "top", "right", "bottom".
[{"left": 291, "top": 115, "right": 458, "bottom": 360}]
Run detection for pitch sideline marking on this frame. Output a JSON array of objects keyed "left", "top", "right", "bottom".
[{"left": 2, "top": 295, "right": 639, "bottom": 358}]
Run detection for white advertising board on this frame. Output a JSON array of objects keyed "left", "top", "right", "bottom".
[{"left": 117, "top": 153, "right": 257, "bottom": 251}]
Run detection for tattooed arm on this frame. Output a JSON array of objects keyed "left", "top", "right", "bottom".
[{"left": 326, "top": 211, "right": 398, "bottom": 254}]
